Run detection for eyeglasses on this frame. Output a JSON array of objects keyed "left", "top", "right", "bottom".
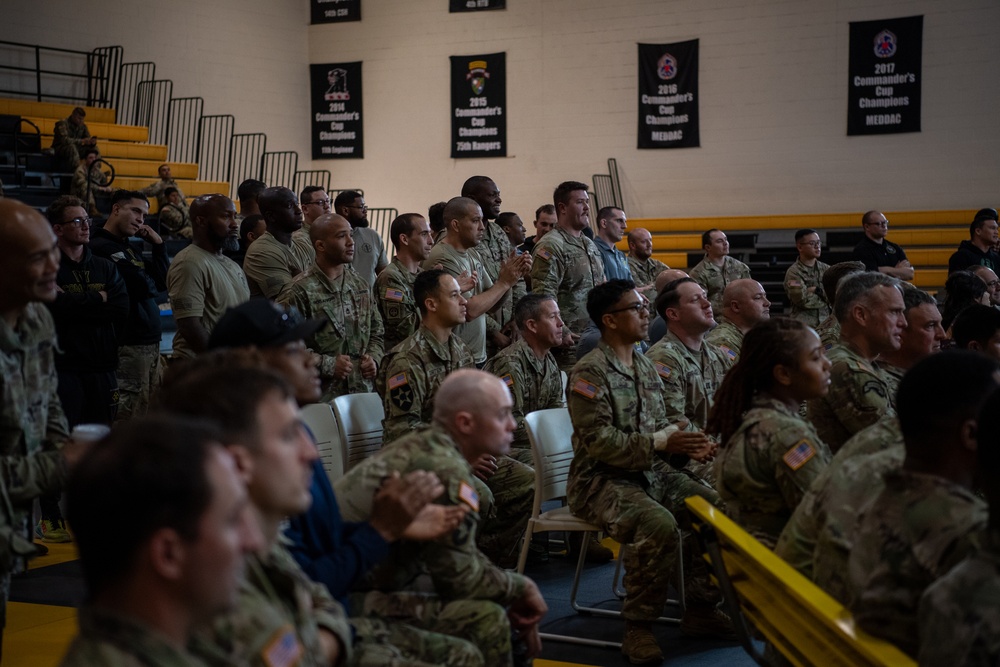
[
  {"left": 607, "top": 301, "right": 647, "bottom": 315},
  {"left": 60, "top": 216, "right": 92, "bottom": 228},
  {"left": 865, "top": 220, "right": 889, "bottom": 228},
  {"left": 304, "top": 198, "right": 331, "bottom": 207},
  {"left": 347, "top": 204, "right": 368, "bottom": 211}
]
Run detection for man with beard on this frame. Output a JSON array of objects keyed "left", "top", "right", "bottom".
[
  {"left": 166, "top": 194, "right": 250, "bottom": 360},
  {"left": 334, "top": 190, "right": 387, "bottom": 287}
]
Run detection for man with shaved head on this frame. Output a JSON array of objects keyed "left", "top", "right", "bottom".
[
  {"left": 0, "top": 198, "right": 90, "bottom": 650},
  {"left": 166, "top": 194, "right": 249, "bottom": 359},
  {"left": 705, "top": 278, "right": 771, "bottom": 360},
  {"left": 337, "top": 369, "right": 548, "bottom": 667},
  {"left": 243, "top": 186, "right": 314, "bottom": 299},
  {"left": 627, "top": 227, "right": 669, "bottom": 307},
  {"left": 423, "top": 196, "right": 529, "bottom": 366},
  {"left": 280, "top": 214, "right": 384, "bottom": 401}
]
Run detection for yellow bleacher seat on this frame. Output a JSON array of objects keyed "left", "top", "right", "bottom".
[
  {"left": 28, "top": 117, "right": 148, "bottom": 143},
  {"left": 0, "top": 99, "right": 116, "bottom": 124},
  {"left": 101, "top": 158, "right": 198, "bottom": 180},
  {"left": 632, "top": 210, "right": 977, "bottom": 233},
  {"left": 686, "top": 496, "right": 916, "bottom": 667}
]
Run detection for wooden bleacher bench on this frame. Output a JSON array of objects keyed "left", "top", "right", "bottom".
[{"left": 684, "top": 496, "right": 916, "bottom": 667}]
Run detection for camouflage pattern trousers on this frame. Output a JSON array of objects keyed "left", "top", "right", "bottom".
[
  {"left": 114, "top": 343, "right": 163, "bottom": 422},
  {"left": 577, "top": 465, "right": 721, "bottom": 621},
  {"left": 477, "top": 455, "right": 534, "bottom": 568},
  {"left": 354, "top": 590, "right": 511, "bottom": 667}
]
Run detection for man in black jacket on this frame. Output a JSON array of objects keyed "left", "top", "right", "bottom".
[
  {"left": 89, "top": 190, "right": 167, "bottom": 421},
  {"left": 948, "top": 208, "right": 1000, "bottom": 274}
]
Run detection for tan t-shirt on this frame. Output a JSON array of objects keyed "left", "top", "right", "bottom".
[
  {"left": 243, "top": 232, "right": 315, "bottom": 299},
  {"left": 167, "top": 244, "right": 250, "bottom": 359}
]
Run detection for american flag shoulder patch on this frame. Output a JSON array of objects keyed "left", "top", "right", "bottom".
[
  {"left": 262, "top": 625, "right": 302, "bottom": 667},
  {"left": 783, "top": 439, "right": 816, "bottom": 471},
  {"left": 384, "top": 287, "right": 404, "bottom": 302},
  {"left": 572, "top": 378, "right": 598, "bottom": 399},
  {"left": 458, "top": 481, "right": 480, "bottom": 511},
  {"left": 653, "top": 361, "right": 672, "bottom": 379},
  {"left": 537, "top": 248, "right": 552, "bottom": 260},
  {"left": 500, "top": 373, "right": 514, "bottom": 388},
  {"left": 720, "top": 345, "right": 737, "bottom": 360},
  {"left": 788, "top": 279, "right": 801, "bottom": 288},
  {"left": 388, "top": 372, "right": 408, "bottom": 389}
]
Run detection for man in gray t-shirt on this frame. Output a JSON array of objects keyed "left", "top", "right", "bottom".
[{"left": 334, "top": 190, "right": 388, "bottom": 287}]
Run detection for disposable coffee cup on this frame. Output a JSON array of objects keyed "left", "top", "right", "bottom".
[{"left": 71, "top": 424, "right": 111, "bottom": 444}]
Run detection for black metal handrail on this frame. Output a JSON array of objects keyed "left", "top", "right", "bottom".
[{"left": 0, "top": 40, "right": 119, "bottom": 106}]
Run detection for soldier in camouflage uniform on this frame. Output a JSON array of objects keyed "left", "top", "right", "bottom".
[
  {"left": 159, "top": 366, "right": 353, "bottom": 667},
  {"left": 462, "top": 176, "right": 519, "bottom": 357},
  {"left": 567, "top": 280, "right": 729, "bottom": 665},
  {"left": 806, "top": 272, "right": 905, "bottom": 452},
  {"left": 140, "top": 164, "right": 186, "bottom": 210},
  {"left": 918, "top": 387, "right": 1000, "bottom": 666},
  {"left": 647, "top": 278, "right": 733, "bottom": 441},
  {"left": 708, "top": 319, "right": 832, "bottom": 549},
  {"left": 774, "top": 418, "right": 903, "bottom": 602},
  {"left": 873, "top": 286, "right": 945, "bottom": 400},
  {"left": 376, "top": 213, "right": 434, "bottom": 351},
  {"left": 243, "top": 187, "right": 315, "bottom": 299},
  {"left": 704, "top": 279, "right": 771, "bottom": 361},
  {"left": 336, "top": 370, "right": 548, "bottom": 667},
  {"left": 627, "top": 228, "right": 670, "bottom": 311},
  {"left": 51, "top": 107, "right": 96, "bottom": 172},
  {"left": 423, "top": 198, "right": 528, "bottom": 366},
  {"left": 280, "top": 214, "right": 384, "bottom": 402},
  {"left": 483, "top": 294, "right": 565, "bottom": 465},
  {"left": 0, "top": 199, "right": 79, "bottom": 640},
  {"left": 496, "top": 211, "right": 529, "bottom": 327},
  {"left": 846, "top": 352, "right": 996, "bottom": 658},
  {"left": 380, "top": 270, "right": 474, "bottom": 443},
  {"left": 158, "top": 186, "right": 191, "bottom": 239},
  {"left": 688, "top": 229, "right": 752, "bottom": 319},
  {"left": 60, "top": 417, "right": 260, "bottom": 667},
  {"left": 530, "top": 181, "right": 606, "bottom": 370},
  {"left": 783, "top": 229, "right": 830, "bottom": 327},
  {"left": 70, "top": 148, "right": 112, "bottom": 216},
  {"left": 813, "top": 260, "right": 866, "bottom": 350}
]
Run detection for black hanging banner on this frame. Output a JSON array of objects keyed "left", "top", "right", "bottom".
[
  {"left": 637, "top": 40, "right": 700, "bottom": 149},
  {"left": 450, "top": 52, "right": 506, "bottom": 159},
  {"left": 449, "top": 0, "right": 505, "bottom": 11},
  {"left": 310, "top": 0, "right": 361, "bottom": 24},
  {"left": 847, "top": 15, "right": 922, "bottom": 135},
  {"left": 310, "top": 62, "right": 363, "bottom": 160}
]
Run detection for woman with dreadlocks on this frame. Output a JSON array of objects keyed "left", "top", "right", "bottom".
[{"left": 706, "top": 317, "right": 833, "bottom": 549}]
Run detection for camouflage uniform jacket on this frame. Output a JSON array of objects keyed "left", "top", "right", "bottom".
[
  {"left": 141, "top": 179, "right": 186, "bottom": 209},
  {"left": 60, "top": 607, "right": 208, "bottom": 667},
  {"left": 816, "top": 314, "right": 840, "bottom": 351},
  {"left": 476, "top": 221, "right": 515, "bottom": 335},
  {"left": 191, "top": 539, "right": 353, "bottom": 667},
  {"left": 877, "top": 361, "right": 905, "bottom": 404},
  {"left": 806, "top": 342, "right": 895, "bottom": 453},
  {"left": 774, "top": 419, "right": 903, "bottom": 603},
  {"left": 566, "top": 341, "right": 671, "bottom": 512},
  {"left": 688, "top": 256, "right": 752, "bottom": 317},
  {"left": 158, "top": 202, "right": 191, "bottom": 239},
  {"left": 715, "top": 395, "right": 831, "bottom": 549},
  {"left": 848, "top": 469, "right": 987, "bottom": 657},
  {"left": 783, "top": 259, "right": 830, "bottom": 327},
  {"left": 379, "top": 326, "right": 474, "bottom": 444},
  {"left": 280, "top": 263, "right": 384, "bottom": 402},
  {"left": 918, "top": 526, "right": 1000, "bottom": 667},
  {"left": 242, "top": 232, "right": 315, "bottom": 300},
  {"left": 0, "top": 303, "right": 69, "bottom": 571},
  {"left": 374, "top": 258, "right": 420, "bottom": 352},
  {"left": 644, "top": 329, "right": 733, "bottom": 433},
  {"left": 529, "top": 227, "right": 606, "bottom": 335},
  {"left": 51, "top": 118, "right": 90, "bottom": 167},
  {"left": 71, "top": 163, "right": 109, "bottom": 213},
  {"left": 628, "top": 255, "right": 669, "bottom": 315},
  {"left": 482, "top": 338, "right": 564, "bottom": 452},
  {"left": 703, "top": 318, "right": 743, "bottom": 362},
  {"left": 334, "top": 424, "right": 528, "bottom": 605}
]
